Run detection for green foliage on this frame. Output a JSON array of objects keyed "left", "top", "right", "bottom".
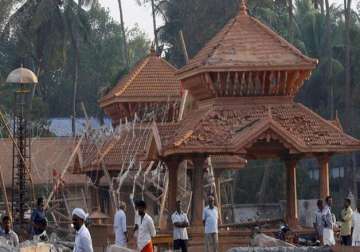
[{"left": 0, "top": 0, "right": 150, "bottom": 118}]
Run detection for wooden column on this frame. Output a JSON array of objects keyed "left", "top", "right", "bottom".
[
  {"left": 318, "top": 155, "right": 330, "bottom": 200},
  {"left": 88, "top": 172, "right": 103, "bottom": 212},
  {"left": 285, "top": 158, "right": 298, "bottom": 228},
  {"left": 191, "top": 156, "right": 206, "bottom": 227},
  {"left": 165, "top": 158, "right": 180, "bottom": 231},
  {"left": 214, "top": 169, "right": 224, "bottom": 225}
]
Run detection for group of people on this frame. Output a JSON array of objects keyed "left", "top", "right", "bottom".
[
  {"left": 0, "top": 197, "right": 47, "bottom": 248},
  {"left": 0, "top": 194, "right": 217, "bottom": 252},
  {"left": 113, "top": 195, "right": 219, "bottom": 252},
  {"left": 314, "top": 195, "right": 360, "bottom": 246}
]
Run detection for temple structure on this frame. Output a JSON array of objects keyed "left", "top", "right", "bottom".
[
  {"left": 72, "top": 1, "right": 360, "bottom": 250},
  {"left": 73, "top": 46, "right": 245, "bottom": 230},
  {"left": 148, "top": 1, "right": 360, "bottom": 231}
]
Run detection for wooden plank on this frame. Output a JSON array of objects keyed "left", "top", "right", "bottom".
[{"left": 62, "top": 191, "right": 72, "bottom": 218}]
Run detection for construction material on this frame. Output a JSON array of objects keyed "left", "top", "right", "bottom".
[
  {"left": 250, "top": 233, "right": 295, "bottom": 247},
  {"left": 44, "top": 132, "right": 86, "bottom": 209},
  {"left": 227, "top": 248, "right": 331, "bottom": 252}
]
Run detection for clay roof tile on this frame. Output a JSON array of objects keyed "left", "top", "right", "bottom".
[
  {"left": 100, "top": 53, "right": 181, "bottom": 108},
  {"left": 177, "top": 6, "right": 318, "bottom": 79}
]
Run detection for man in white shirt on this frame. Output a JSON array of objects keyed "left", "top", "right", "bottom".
[
  {"left": 203, "top": 195, "right": 219, "bottom": 252},
  {"left": 114, "top": 201, "right": 128, "bottom": 247},
  {"left": 72, "top": 208, "right": 93, "bottom": 252},
  {"left": 0, "top": 216, "right": 19, "bottom": 247},
  {"left": 171, "top": 200, "right": 189, "bottom": 252},
  {"left": 137, "top": 200, "right": 156, "bottom": 252}
]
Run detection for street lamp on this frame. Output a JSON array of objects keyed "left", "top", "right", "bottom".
[{"left": 6, "top": 66, "right": 37, "bottom": 226}]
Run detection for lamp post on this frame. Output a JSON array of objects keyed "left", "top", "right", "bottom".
[{"left": 6, "top": 66, "right": 37, "bottom": 226}]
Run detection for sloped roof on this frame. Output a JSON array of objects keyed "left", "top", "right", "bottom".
[
  {"left": 177, "top": 4, "right": 318, "bottom": 79},
  {"left": 100, "top": 50, "right": 181, "bottom": 108},
  {"left": 155, "top": 97, "right": 360, "bottom": 156},
  {"left": 0, "top": 137, "right": 87, "bottom": 187},
  {"left": 74, "top": 127, "right": 153, "bottom": 174}
]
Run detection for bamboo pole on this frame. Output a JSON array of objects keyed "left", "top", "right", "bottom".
[
  {"left": 158, "top": 167, "right": 169, "bottom": 226},
  {"left": 44, "top": 133, "right": 86, "bottom": 209},
  {"left": 178, "top": 30, "right": 190, "bottom": 121}
]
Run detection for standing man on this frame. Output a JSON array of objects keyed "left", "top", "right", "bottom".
[
  {"left": 171, "top": 200, "right": 189, "bottom": 252},
  {"left": 313, "top": 199, "right": 324, "bottom": 242},
  {"left": 30, "top": 197, "right": 47, "bottom": 237},
  {"left": 72, "top": 208, "right": 93, "bottom": 252},
  {"left": 114, "top": 201, "right": 128, "bottom": 247},
  {"left": 0, "top": 216, "right": 19, "bottom": 247},
  {"left": 137, "top": 200, "right": 156, "bottom": 252},
  {"left": 340, "top": 198, "right": 353, "bottom": 246},
  {"left": 323, "top": 196, "right": 336, "bottom": 246},
  {"left": 203, "top": 195, "right": 219, "bottom": 252},
  {"left": 352, "top": 201, "right": 360, "bottom": 246}
]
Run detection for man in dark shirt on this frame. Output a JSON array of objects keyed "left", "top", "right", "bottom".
[{"left": 30, "top": 197, "right": 47, "bottom": 236}]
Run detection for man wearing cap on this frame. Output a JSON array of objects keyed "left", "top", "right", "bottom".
[
  {"left": 72, "top": 208, "right": 93, "bottom": 252},
  {"left": 114, "top": 201, "right": 128, "bottom": 247},
  {"left": 137, "top": 200, "right": 156, "bottom": 252}
]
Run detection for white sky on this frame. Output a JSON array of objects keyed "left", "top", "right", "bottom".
[{"left": 99, "top": 0, "right": 355, "bottom": 40}]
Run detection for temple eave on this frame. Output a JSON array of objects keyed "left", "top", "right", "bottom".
[{"left": 176, "top": 64, "right": 316, "bottom": 79}]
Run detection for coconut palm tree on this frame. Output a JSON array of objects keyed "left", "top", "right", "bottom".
[
  {"left": 117, "top": 0, "right": 129, "bottom": 68},
  {"left": 5, "top": 0, "right": 96, "bottom": 136}
]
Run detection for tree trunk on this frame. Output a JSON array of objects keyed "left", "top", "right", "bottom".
[
  {"left": 320, "top": 0, "right": 325, "bottom": 15},
  {"left": 72, "top": 38, "right": 79, "bottom": 137},
  {"left": 151, "top": 0, "right": 158, "bottom": 50},
  {"left": 344, "top": 0, "right": 352, "bottom": 132},
  {"left": 117, "top": 0, "right": 129, "bottom": 68},
  {"left": 288, "top": 0, "right": 294, "bottom": 43},
  {"left": 324, "top": 0, "right": 334, "bottom": 119},
  {"left": 343, "top": 0, "right": 356, "bottom": 200}
]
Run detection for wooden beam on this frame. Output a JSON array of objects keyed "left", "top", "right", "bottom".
[{"left": 285, "top": 158, "right": 298, "bottom": 228}]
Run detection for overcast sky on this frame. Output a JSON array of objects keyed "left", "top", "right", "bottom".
[{"left": 100, "top": 0, "right": 356, "bottom": 40}]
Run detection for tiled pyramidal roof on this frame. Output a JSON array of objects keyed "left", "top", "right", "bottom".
[
  {"left": 100, "top": 50, "right": 181, "bottom": 107},
  {"left": 177, "top": 3, "right": 317, "bottom": 79},
  {"left": 150, "top": 2, "right": 360, "bottom": 157}
]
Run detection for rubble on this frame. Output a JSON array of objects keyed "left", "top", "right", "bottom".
[
  {"left": 250, "top": 233, "right": 295, "bottom": 247},
  {"left": 106, "top": 244, "right": 137, "bottom": 252},
  {"left": 227, "top": 248, "right": 331, "bottom": 252}
]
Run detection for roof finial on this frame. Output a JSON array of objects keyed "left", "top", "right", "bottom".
[{"left": 240, "top": 0, "right": 248, "bottom": 15}]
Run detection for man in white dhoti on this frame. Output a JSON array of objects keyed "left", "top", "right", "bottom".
[
  {"left": 352, "top": 202, "right": 360, "bottom": 246},
  {"left": 114, "top": 201, "right": 128, "bottom": 247},
  {"left": 323, "top": 196, "right": 336, "bottom": 246}
]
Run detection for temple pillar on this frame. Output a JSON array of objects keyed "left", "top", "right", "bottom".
[
  {"left": 164, "top": 158, "right": 181, "bottom": 231},
  {"left": 318, "top": 155, "right": 330, "bottom": 200},
  {"left": 285, "top": 158, "right": 298, "bottom": 228},
  {"left": 214, "top": 169, "right": 224, "bottom": 225},
  {"left": 191, "top": 155, "right": 206, "bottom": 227},
  {"left": 88, "top": 172, "right": 103, "bottom": 213}
]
